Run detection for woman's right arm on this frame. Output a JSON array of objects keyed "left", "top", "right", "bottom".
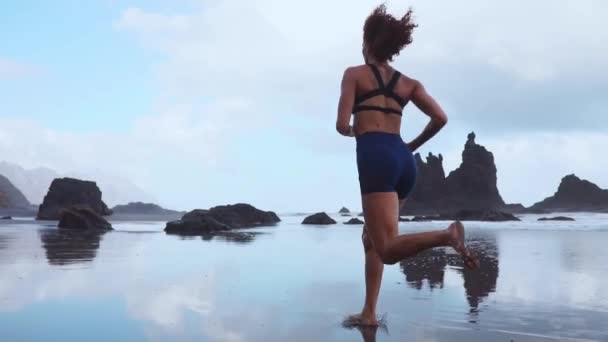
[{"left": 407, "top": 80, "right": 448, "bottom": 152}]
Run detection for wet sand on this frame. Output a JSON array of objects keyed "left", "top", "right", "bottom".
[{"left": 0, "top": 214, "right": 607, "bottom": 341}]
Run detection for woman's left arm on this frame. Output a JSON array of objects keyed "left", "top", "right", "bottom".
[{"left": 336, "top": 67, "right": 356, "bottom": 137}]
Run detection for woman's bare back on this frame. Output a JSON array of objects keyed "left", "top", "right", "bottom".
[{"left": 350, "top": 63, "right": 418, "bottom": 136}]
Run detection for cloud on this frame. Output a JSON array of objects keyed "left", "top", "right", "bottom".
[
  {"left": 115, "top": 0, "right": 608, "bottom": 133},
  {"left": 0, "top": 58, "right": 39, "bottom": 79},
  {"left": 3, "top": 1, "right": 607, "bottom": 210}
]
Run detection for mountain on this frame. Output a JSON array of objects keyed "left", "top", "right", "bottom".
[
  {"left": 0, "top": 174, "right": 30, "bottom": 209},
  {"left": 0, "top": 161, "right": 58, "bottom": 205},
  {"left": 529, "top": 174, "right": 608, "bottom": 212},
  {"left": 0, "top": 161, "right": 155, "bottom": 206}
]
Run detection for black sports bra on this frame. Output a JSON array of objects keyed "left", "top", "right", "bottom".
[{"left": 352, "top": 64, "right": 408, "bottom": 116}]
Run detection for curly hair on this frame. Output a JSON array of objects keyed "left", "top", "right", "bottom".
[{"left": 363, "top": 4, "right": 417, "bottom": 62}]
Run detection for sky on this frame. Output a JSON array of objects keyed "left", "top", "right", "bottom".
[{"left": 1, "top": 0, "right": 607, "bottom": 213}]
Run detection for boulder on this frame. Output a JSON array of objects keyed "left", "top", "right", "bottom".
[
  {"left": 338, "top": 207, "right": 351, "bottom": 214},
  {"left": 1, "top": 216, "right": 11, "bottom": 220},
  {"left": 529, "top": 174, "right": 608, "bottom": 212},
  {"left": 0, "top": 174, "right": 30, "bottom": 209},
  {"left": 302, "top": 212, "right": 337, "bottom": 225},
  {"left": 166, "top": 215, "right": 231, "bottom": 234},
  {"left": 538, "top": 216, "right": 575, "bottom": 221},
  {"left": 165, "top": 204, "right": 279, "bottom": 234},
  {"left": 37, "top": 178, "right": 112, "bottom": 220},
  {"left": 399, "top": 216, "right": 410, "bottom": 222},
  {"left": 57, "top": 207, "right": 113, "bottom": 230},
  {"left": 204, "top": 203, "right": 280, "bottom": 228},
  {"left": 344, "top": 218, "right": 364, "bottom": 225}
]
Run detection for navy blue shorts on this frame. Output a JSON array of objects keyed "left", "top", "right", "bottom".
[{"left": 356, "top": 132, "right": 417, "bottom": 199}]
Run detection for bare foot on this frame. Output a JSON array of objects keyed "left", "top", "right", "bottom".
[
  {"left": 343, "top": 312, "right": 379, "bottom": 328},
  {"left": 448, "top": 221, "right": 479, "bottom": 269}
]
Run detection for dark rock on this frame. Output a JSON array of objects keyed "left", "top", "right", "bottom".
[
  {"left": 338, "top": 207, "right": 350, "bottom": 214},
  {"left": 58, "top": 207, "right": 113, "bottom": 230},
  {"left": 501, "top": 203, "right": 526, "bottom": 213},
  {"left": 529, "top": 174, "right": 608, "bottom": 212},
  {"left": 182, "top": 209, "right": 210, "bottom": 221},
  {"left": 358, "top": 212, "right": 365, "bottom": 217},
  {"left": 166, "top": 215, "right": 231, "bottom": 234},
  {"left": 411, "top": 209, "right": 519, "bottom": 222},
  {"left": 302, "top": 212, "right": 336, "bottom": 225},
  {"left": 344, "top": 218, "right": 364, "bottom": 225},
  {"left": 340, "top": 213, "right": 351, "bottom": 217},
  {"left": 205, "top": 203, "right": 280, "bottom": 228},
  {"left": 165, "top": 203, "right": 279, "bottom": 234},
  {"left": 443, "top": 133, "right": 505, "bottom": 209},
  {"left": 538, "top": 216, "right": 575, "bottom": 221},
  {"left": 406, "top": 152, "right": 447, "bottom": 214},
  {"left": 403, "top": 132, "right": 505, "bottom": 215},
  {"left": 412, "top": 215, "right": 438, "bottom": 222},
  {"left": 1, "top": 216, "right": 11, "bottom": 220},
  {"left": 37, "top": 178, "right": 111, "bottom": 220},
  {"left": 399, "top": 216, "right": 410, "bottom": 222},
  {"left": 0, "top": 174, "right": 30, "bottom": 209},
  {"left": 442, "top": 209, "right": 520, "bottom": 222}
]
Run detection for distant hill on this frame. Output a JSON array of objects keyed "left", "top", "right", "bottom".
[
  {"left": 0, "top": 174, "right": 30, "bottom": 209},
  {"left": 0, "top": 161, "right": 155, "bottom": 206},
  {"left": 0, "top": 161, "right": 58, "bottom": 205},
  {"left": 529, "top": 174, "right": 608, "bottom": 212},
  {"left": 112, "top": 202, "right": 183, "bottom": 215},
  {"left": 111, "top": 202, "right": 184, "bottom": 221}
]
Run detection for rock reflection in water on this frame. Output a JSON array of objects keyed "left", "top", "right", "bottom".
[
  {"left": 400, "top": 235, "right": 499, "bottom": 316},
  {"left": 166, "top": 231, "right": 261, "bottom": 244},
  {"left": 38, "top": 228, "right": 107, "bottom": 265}
]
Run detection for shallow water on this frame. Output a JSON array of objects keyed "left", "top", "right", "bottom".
[{"left": 1, "top": 214, "right": 607, "bottom": 341}]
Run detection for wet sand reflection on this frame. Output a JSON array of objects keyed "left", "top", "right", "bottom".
[
  {"left": 38, "top": 229, "right": 107, "bottom": 265},
  {"left": 400, "top": 234, "right": 499, "bottom": 319}
]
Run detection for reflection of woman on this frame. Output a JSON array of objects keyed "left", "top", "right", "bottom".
[{"left": 336, "top": 5, "right": 478, "bottom": 326}]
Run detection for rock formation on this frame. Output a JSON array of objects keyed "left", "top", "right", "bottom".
[
  {"left": 538, "top": 216, "right": 575, "bottom": 221},
  {"left": 529, "top": 174, "right": 608, "bottom": 212},
  {"left": 58, "top": 207, "right": 113, "bottom": 230},
  {"left": 403, "top": 132, "right": 509, "bottom": 215},
  {"left": 165, "top": 203, "right": 280, "bottom": 234},
  {"left": 302, "top": 212, "right": 337, "bottom": 225},
  {"left": 338, "top": 207, "right": 350, "bottom": 214},
  {"left": 0, "top": 174, "right": 30, "bottom": 209},
  {"left": 344, "top": 217, "right": 364, "bottom": 225},
  {"left": 36, "top": 178, "right": 112, "bottom": 220}
]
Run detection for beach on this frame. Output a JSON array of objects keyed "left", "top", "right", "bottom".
[{"left": 0, "top": 213, "right": 607, "bottom": 341}]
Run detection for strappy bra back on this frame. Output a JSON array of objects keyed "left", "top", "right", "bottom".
[{"left": 352, "top": 64, "right": 408, "bottom": 116}]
